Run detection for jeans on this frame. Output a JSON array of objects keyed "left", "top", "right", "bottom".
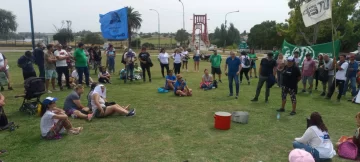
[
  {"left": 228, "top": 73, "right": 239, "bottom": 95},
  {"left": 56, "top": 66, "right": 70, "bottom": 87},
  {"left": 277, "top": 70, "right": 283, "bottom": 87},
  {"left": 292, "top": 141, "right": 320, "bottom": 160},
  {"left": 160, "top": 63, "right": 169, "bottom": 77},
  {"left": 240, "top": 68, "right": 250, "bottom": 82},
  {"left": 343, "top": 76, "right": 357, "bottom": 96},
  {"left": 108, "top": 57, "right": 115, "bottom": 74},
  {"left": 38, "top": 65, "right": 45, "bottom": 79},
  {"left": 254, "top": 75, "right": 270, "bottom": 100},
  {"left": 141, "top": 64, "right": 151, "bottom": 81},
  {"left": 327, "top": 79, "right": 345, "bottom": 100},
  {"left": 76, "top": 66, "right": 89, "bottom": 86},
  {"left": 125, "top": 64, "right": 134, "bottom": 82},
  {"left": 174, "top": 63, "right": 181, "bottom": 74}
]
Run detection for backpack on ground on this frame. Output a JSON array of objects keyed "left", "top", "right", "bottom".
[
  {"left": 244, "top": 56, "right": 251, "bottom": 66},
  {"left": 0, "top": 107, "right": 8, "bottom": 128},
  {"left": 213, "top": 80, "right": 218, "bottom": 88}
]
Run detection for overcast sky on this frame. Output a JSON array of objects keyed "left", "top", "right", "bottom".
[{"left": 2, "top": 0, "right": 290, "bottom": 34}]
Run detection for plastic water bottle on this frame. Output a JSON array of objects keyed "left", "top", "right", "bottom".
[{"left": 277, "top": 112, "right": 280, "bottom": 120}]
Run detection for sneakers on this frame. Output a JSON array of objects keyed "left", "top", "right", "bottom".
[
  {"left": 251, "top": 98, "right": 258, "bottom": 102},
  {"left": 290, "top": 111, "right": 297, "bottom": 116},
  {"left": 235, "top": 96, "right": 238, "bottom": 99},
  {"left": 228, "top": 94, "right": 234, "bottom": 97},
  {"left": 126, "top": 109, "right": 136, "bottom": 117},
  {"left": 8, "top": 87, "right": 13, "bottom": 90},
  {"left": 87, "top": 114, "right": 93, "bottom": 121},
  {"left": 302, "top": 89, "right": 306, "bottom": 93},
  {"left": 320, "top": 92, "right": 325, "bottom": 96},
  {"left": 47, "top": 90, "right": 53, "bottom": 94},
  {"left": 276, "top": 108, "right": 285, "bottom": 112},
  {"left": 219, "top": 80, "right": 222, "bottom": 83}
]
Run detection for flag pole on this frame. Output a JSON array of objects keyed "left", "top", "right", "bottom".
[{"left": 330, "top": 0, "right": 337, "bottom": 90}]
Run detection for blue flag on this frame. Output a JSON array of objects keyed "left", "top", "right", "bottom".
[{"left": 99, "top": 7, "right": 128, "bottom": 40}]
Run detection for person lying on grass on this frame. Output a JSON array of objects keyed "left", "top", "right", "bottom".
[
  {"left": 98, "top": 66, "right": 111, "bottom": 84},
  {"left": 91, "top": 84, "right": 135, "bottom": 118},
  {"left": 164, "top": 70, "right": 176, "bottom": 90},
  {"left": 174, "top": 74, "right": 192, "bottom": 96},
  {"left": 40, "top": 97, "right": 83, "bottom": 140},
  {"left": 200, "top": 69, "right": 214, "bottom": 90},
  {"left": 63, "top": 84, "right": 93, "bottom": 121}
]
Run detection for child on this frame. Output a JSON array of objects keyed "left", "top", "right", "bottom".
[
  {"left": 165, "top": 70, "right": 176, "bottom": 90},
  {"left": 134, "top": 63, "right": 142, "bottom": 80},
  {"left": 71, "top": 69, "right": 93, "bottom": 85},
  {"left": 98, "top": 66, "right": 111, "bottom": 84},
  {"left": 40, "top": 97, "right": 83, "bottom": 140}
]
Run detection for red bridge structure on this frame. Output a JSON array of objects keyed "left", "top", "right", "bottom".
[{"left": 192, "top": 14, "right": 210, "bottom": 47}]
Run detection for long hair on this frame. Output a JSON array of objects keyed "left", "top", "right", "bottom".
[
  {"left": 310, "top": 112, "right": 328, "bottom": 132},
  {"left": 40, "top": 103, "right": 51, "bottom": 117},
  {"left": 250, "top": 49, "right": 255, "bottom": 54}
]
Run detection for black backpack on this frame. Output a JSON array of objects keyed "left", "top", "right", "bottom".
[
  {"left": 244, "top": 56, "right": 251, "bottom": 66},
  {"left": 0, "top": 107, "right": 8, "bottom": 127}
]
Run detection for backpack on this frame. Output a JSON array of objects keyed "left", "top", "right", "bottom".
[
  {"left": 121, "top": 52, "right": 126, "bottom": 64},
  {"left": 244, "top": 56, "right": 251, "bottom": 66},
  {"left": 0, "top": 106, "right": 8, "bottom": 127}
]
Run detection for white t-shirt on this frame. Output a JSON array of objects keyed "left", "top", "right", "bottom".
[
  {"left": 172, "top": 53, "right": 183, "bottom": 64},
  {"left": 158, "top": 53, "right": 169, "bottom": 64},
  {"left": 335, "top": 61, "right": 349, "bottom": 80},
  {"left": 182, "top": 51, "right": 189, "bottom": 61},
  {"left": 40, "top": 110, "right": 56, "bottom": 137},
  {"left": 195, "top": 50, "right": 200, "bottom": 57},
  {"left": 54, "top": 49, "right": 69, "bottom": 67},
  {"left": 98, "top": 71, "right": 110, "bottom": 78},
  {"left": 71, "top": 70, "right": 78, "bottom": 80},
  {"left": 91, "top": 93, "right": 106, "bottom": 112},
  {"left": 240, "top": 55, "right": 251, "bottom": 68}
]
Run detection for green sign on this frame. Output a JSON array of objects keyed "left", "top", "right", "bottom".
[
  {"left": 282, "top": 40, "right": 340, "bottom": 67},
  {"left": 239, "top": 41, "right": 248, "bottom": 49}
]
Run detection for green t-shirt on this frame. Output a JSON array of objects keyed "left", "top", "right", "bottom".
[
  {"left": 248, "top": 53, "right": 257, "bottom": 60},
  {"left": 210, "top": 54, "right": 222, "bottom": 68},
  {"left": 74, "top": 48, "right": 88, "bottom": 67},
  {"left": 272, "top": 50, "right": 279, "bottom": 59}
]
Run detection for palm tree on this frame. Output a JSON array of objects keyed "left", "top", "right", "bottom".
[{"left": 127, "top": 7, "right": 142, "bottom": 48}]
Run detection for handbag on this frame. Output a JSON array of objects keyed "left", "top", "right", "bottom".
[{"left": 338, "top": 141, "right": 358, "bottom": 160}]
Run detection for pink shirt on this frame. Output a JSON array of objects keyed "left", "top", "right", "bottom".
[{"left": 302, "top": 59, "right": 316, "bottom": 77}]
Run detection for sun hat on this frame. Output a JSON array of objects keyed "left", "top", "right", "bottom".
[
  {"left": 42, "top": 97, "right": 57, "bottom": 105},
  {"left": 289, "top": 149, "right": 315, "bottom": 162}
]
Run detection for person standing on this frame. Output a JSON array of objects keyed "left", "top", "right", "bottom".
[
  {"left": 17, "top": 51, "right": 36, "bottom": 80},
  {"left": 209, "top": 50, "right": 223, "bottom": 83},
  {"left": 193, "top": 47, "right": 201, "bottom": 72},
  {"left": 277, "top": 57, "right": 301, "bottom": 115},
  {"left": 276, "top": 53, "right": 286, "bottom": 87},
  {"left": 293, "top": 51, "right": 301, "bottom": 67},
  {"left": 301, "top": 53, "right": 316, "bottom": 94},
  {"left": 124, "top": 49, "right": 137, "bottom": 82},
  {"left": 272, "top": 46, "right": 280, "bottom": 60},
  {"left": 224, "top": 51, "right": 241, "bottom": 99},
  {"left": 172, "top": 48, "right": 183, "bottom": 75},
  {"left": 44, "top": 44, "right": 58, "bottom": 93},
  {"left": 320, "top": 55, "right": 335, "bottom": 96},
  {"left": 0, "top": 52, "right": 13, "bottom": 91},
  {"left": 66, "top": 46, "right": 75, "bottom": 74},
  {"left": 73, "top": 43, "right": 89, "bottom": 86},
  {"left": 54, "top": 44, "right": 70, "bottom": 90},
  {"left": 314, "top": 54, "right": 324, "bottom": 90},
  {"left": 158, "top": 48, "right": 169, "bottom": 78},
  {"left": 106, "top": 45, "right": 116, "bottom": 74},
  {"left": 326, "top": 54, "right": 349, "bottom": 102},
  {"left": 138, "top": 47, "right": 152, "bottom": 82},
  {"left": 239, "top": 51, "right": 251, "bottom": 85},
  {"left": 343, "top": 54, "right": 358, "bottom": 97},
  {"left": 181, "top": 47, "right": 189, "bottom": 72},
  {"left": 251, "top": 52, "right": 277, "bottom": 103},
  {"left": 93, "top": 46, "right": 102, "bottom": 74},
  {"left": 33, "top": 43, "right": 45, "bottom": 79},
  {"left": 248, "top": 49, "right": 258, "bottom": 78}
]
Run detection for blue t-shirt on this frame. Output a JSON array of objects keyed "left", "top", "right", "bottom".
[
  {"left": 165, "top": 75, "right": 176, "bottom": 88},
  {"left": 226, "top": 57, "right": 241, "bottom": 74},
  {"left": 174, "top": 80, "right": 186, "bottom": 92},
  {"left": 18, "top": 55, "right": 35, "bottom": 72},
  {"left": 347, "top": 61, "right": 359, "bottom": 78}
]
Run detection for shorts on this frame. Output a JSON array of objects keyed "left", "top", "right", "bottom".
[
  {"left": 45, "top": 70, "right": 57, "bottom": 79},
  {"left": 302, "top": 76, "right": 314, "bottom": 85},
  {"left": 194, "top": 56, "right": 200, "bottom": 62},
  {"left": 174, "top": 89, "right": 185, "bottom": 96},
  {"left": 94, "top": 107, "right": 107, "bottom": 118},
  {"left": 251, "top": 62, "right": 256, "bottom": 68},
  {"left": 211, "top": 67, "right": 222, "bottom": 75},
  {"left": 282, "top": 87, "right": 297, "bottom": 104}
]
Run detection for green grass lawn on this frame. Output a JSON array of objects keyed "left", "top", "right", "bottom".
[
  {"left": 0, "top": 52, "right": 358, "bottom": 162},
  {"left": 141, "top": 37, "right": 174, "bottom": 45}
]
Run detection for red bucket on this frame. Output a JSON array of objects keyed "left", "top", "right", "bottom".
[{"left": 214, "top": 112, "right": 231, "bottom": 130}]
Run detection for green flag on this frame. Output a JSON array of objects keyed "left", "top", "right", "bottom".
[{"left": 282, "top": 40, "right": 340, "bottom": 67}]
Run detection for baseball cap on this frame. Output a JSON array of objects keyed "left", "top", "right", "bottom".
[
  {"left": 289, "top": 149, "right": 315, "bottom": 162},
  {"left": 42, "top": 97, "right": 57, "bottom": 105},
  {"left": 287, "top": 56, "right": 295, "bottom": 62}
]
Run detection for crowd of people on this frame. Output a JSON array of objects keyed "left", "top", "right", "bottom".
[{"left": 1, "top": 43, "right": 360, "bottom": 161}]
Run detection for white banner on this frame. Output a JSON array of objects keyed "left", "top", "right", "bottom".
[{"left": 301, "top": 0, "right": 332, "bottom": 27}]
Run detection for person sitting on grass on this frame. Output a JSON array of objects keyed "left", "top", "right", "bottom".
[
  {"left": 133, "top": 63, "right": 142, "bottom": 80},
  {"left": 71, "top": 69, "right": 94, "bottom": 85},
  {"left": 40, "top": 97, "right": 83, "bottom": 140},
  {"left": 292, "top": 112, "right": 336, "bottom": 161},
  {"left": 174, "top": 74, "right": 192, "bottom": 96},
  {"left": 164, "top": 70, "right": 176, "bottom": 90},
  {"left": 87, "top": 82, "right": 98, "bottom": 110},
  {"left": 98, "top": 66, "right": 111, "bottom": 84},
  {"left": 63, "top": 85, "right": 92, "bottom": 121},
  {"left": 91, "top": 84, "right": 135, "bottom": 118},
  {"left": 200, "top": 69, "right": 214, "bottom": 90}
]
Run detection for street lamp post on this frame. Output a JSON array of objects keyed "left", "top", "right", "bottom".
[
  {"left": 28, "top": 0, "right": 36, "bottom": 50},
  {"left": 178, "top": 0, "right": 185, "bottom": 30},
  {"left": 150, "top": 9, "right": 160, "bottom": 50},
  {"left": 223, "top": 10, "right": 239, "bottom": 52}
]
